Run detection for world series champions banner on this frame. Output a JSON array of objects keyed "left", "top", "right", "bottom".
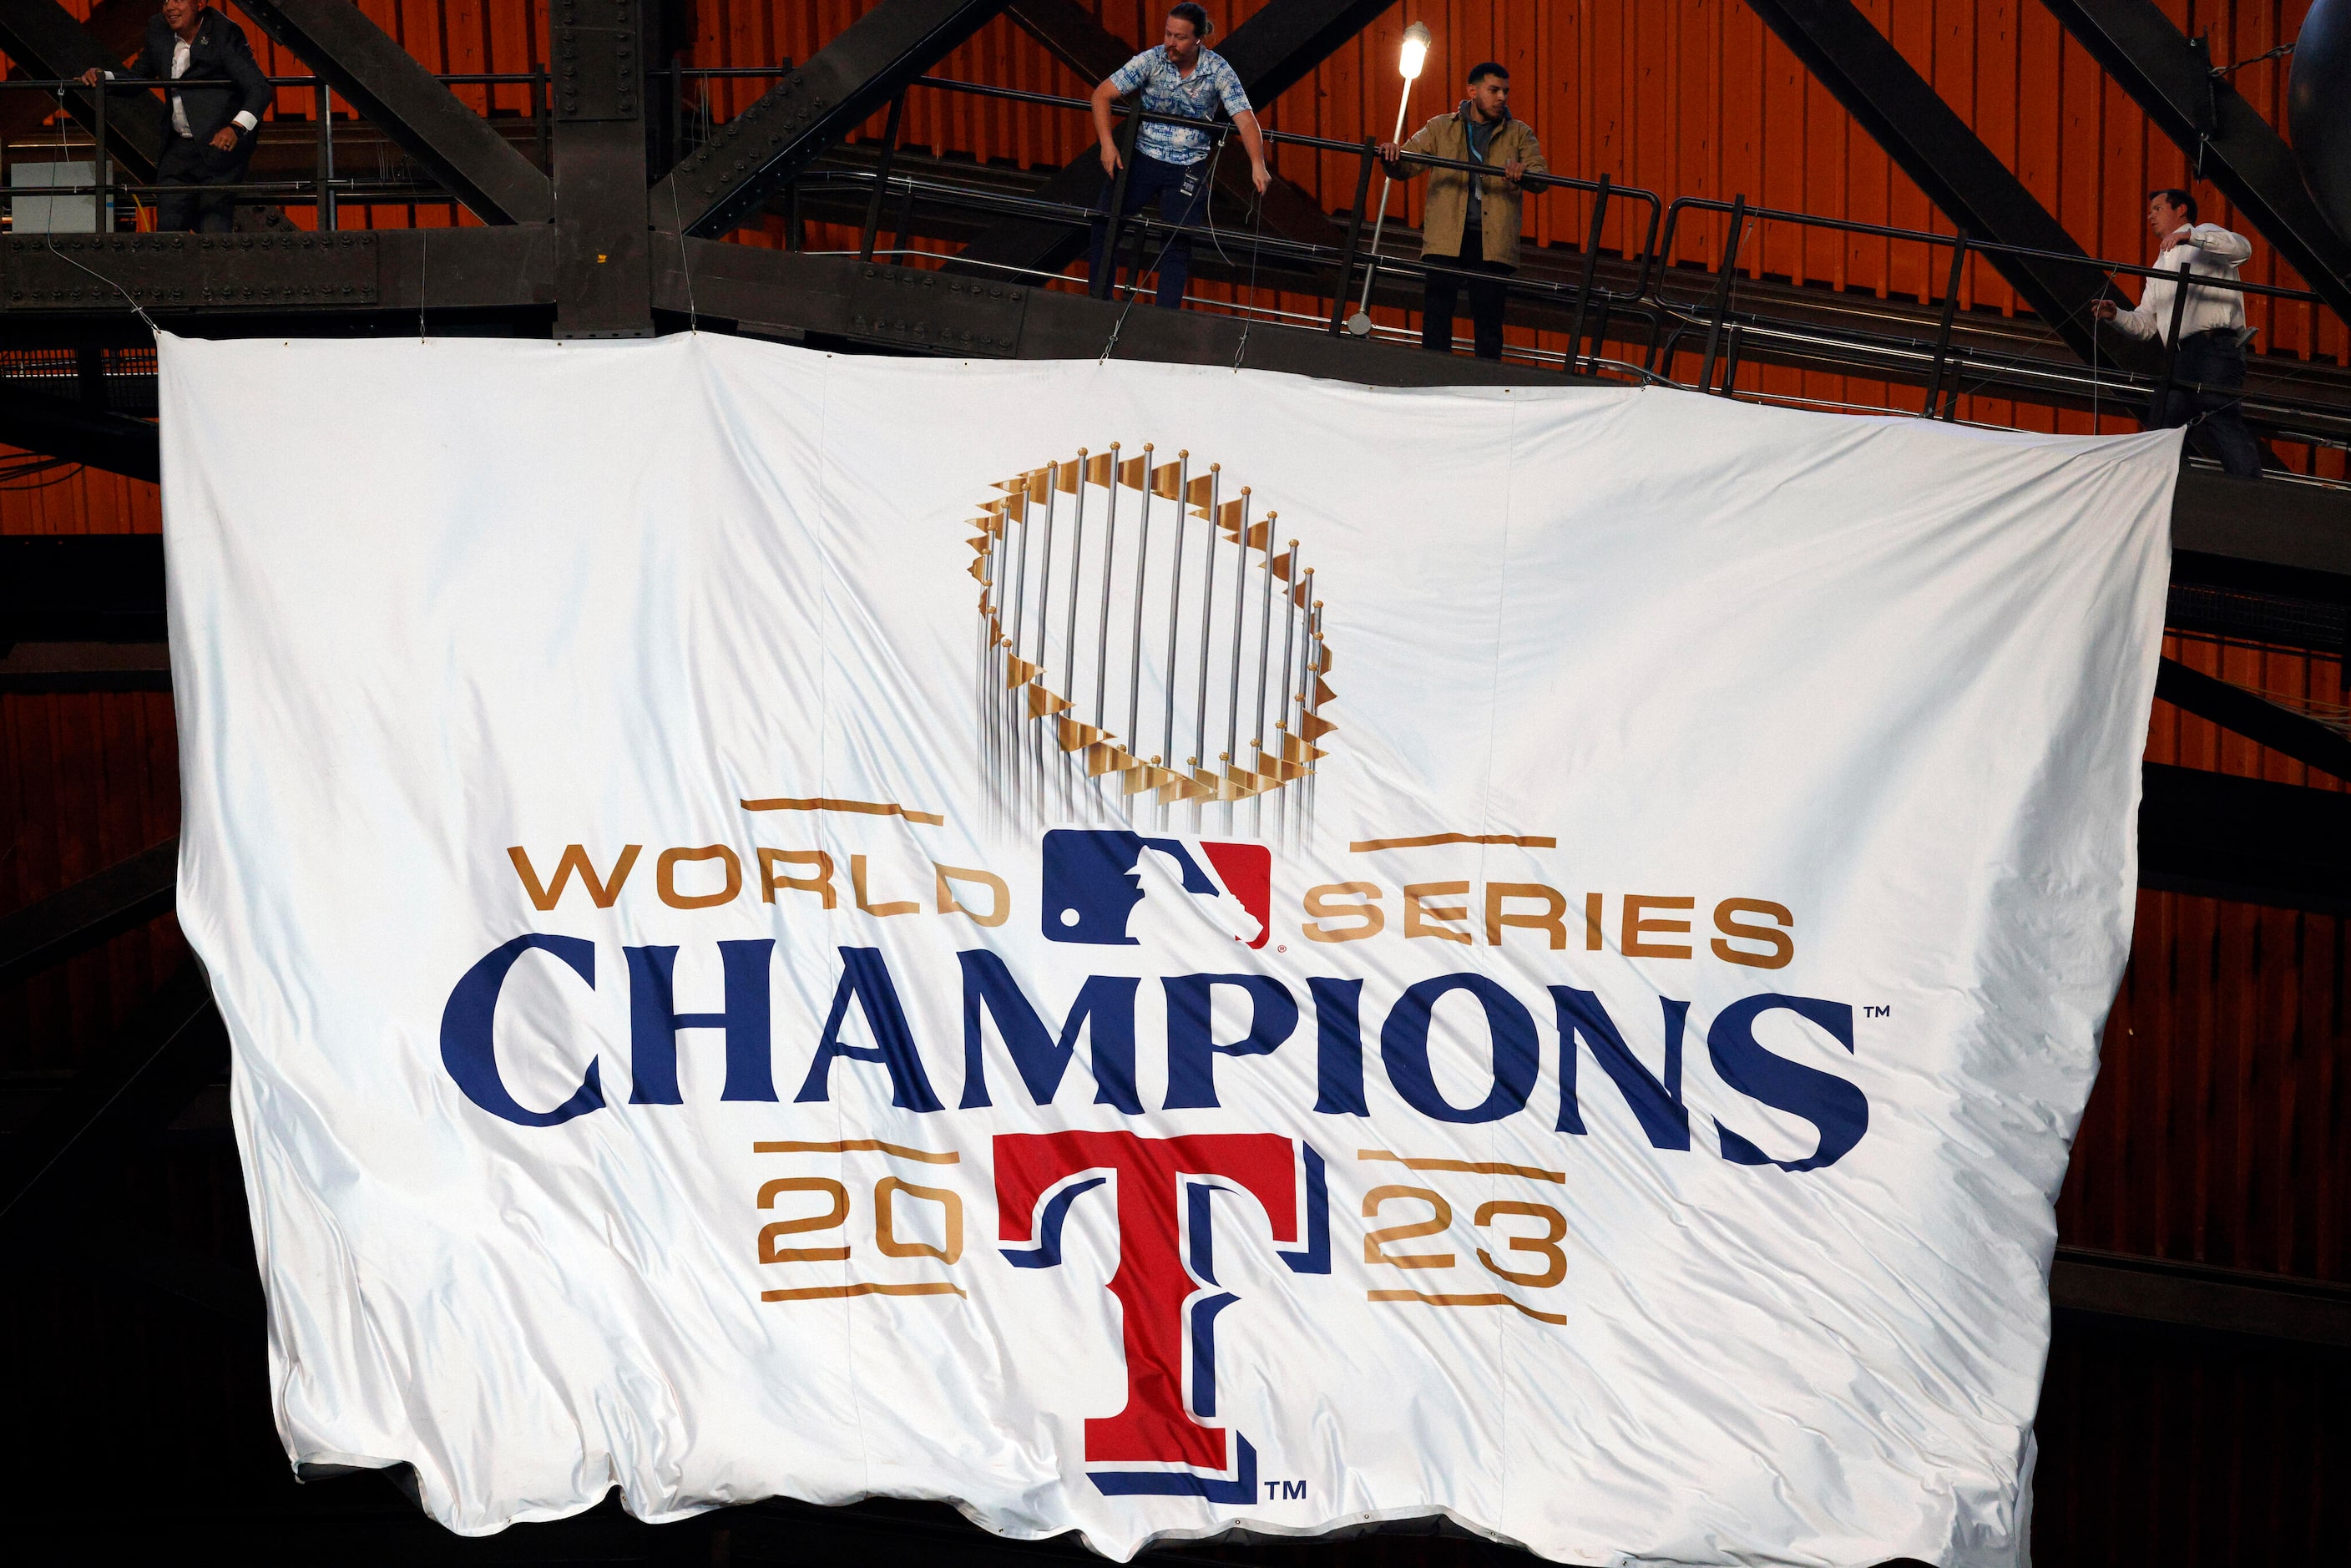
[{"left": 158, "top": 331, "right": 2177, "bottom": 1565}]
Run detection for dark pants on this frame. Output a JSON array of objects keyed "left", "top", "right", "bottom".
[
  {"left": 155, "top": 131, "right": 250, "bottom": 235},
  {"left": 1087, "top": 153, "right": 1209, "bottom": 310},
  {"left": 1421, "top": 247, "right": 1513, "bottom": 359},
  {"left": 2150, "top": 329, "right": 2262, "bottom": 478}
]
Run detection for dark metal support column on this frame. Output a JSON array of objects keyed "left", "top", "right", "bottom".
[
  {"left": 2037, "top": 0, "right": 2351, "bottom": 328},
  {"left": 551, "top": 0, "right": 651, "bottom": 338},
  {"left": 1740, "top": 0, "right": 2119, "bottom": 362}
]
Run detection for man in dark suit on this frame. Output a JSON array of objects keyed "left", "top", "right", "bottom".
[{"left": 82, "top": 0, "right": 273, "bottom": 233}]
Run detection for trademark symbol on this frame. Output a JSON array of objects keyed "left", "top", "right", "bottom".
[
  {"left": 1264, "top": 1479, "right": 1307, "bottom": 1500},
  {"left": 1864, "top": 1004, "right": 1892, "bottom": 1019}
]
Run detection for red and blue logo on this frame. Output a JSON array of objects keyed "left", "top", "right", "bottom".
[
  {"left": 996, "top": 1131, "right": 1329, "bottom": 1498},
  {"left": 1039, "top": 831, "right": 1272, "bottom": 950}
]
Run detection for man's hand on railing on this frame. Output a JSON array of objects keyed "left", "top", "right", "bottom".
[
  {"left": 1378, "top": 141, "right": 1402, "bottom": 167},
  {"left": 2090, "top": 301, "right": 2119, "bottom": 322},
  {"left": 1504, "top": 158, "right": 1526, "bottom": 189},
  {"left": 79, "top": 68, "right": 104, "bottom": 86}
]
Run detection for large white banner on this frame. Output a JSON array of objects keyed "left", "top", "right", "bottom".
[{"left": 160, "top": 331, "right": 2175, "bottom": 1565}]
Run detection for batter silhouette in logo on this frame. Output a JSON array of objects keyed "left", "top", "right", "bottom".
[
  {"left": 995, "top": 1130, "right": 1330, "bottom": 1499},
  {"left": 1041, "top": 830, "right": 1270, "bottom": 949}
]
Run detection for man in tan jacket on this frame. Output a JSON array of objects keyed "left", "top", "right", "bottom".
[{"left": 1380, "top": 62, "right": 1548, "bottom": 359}]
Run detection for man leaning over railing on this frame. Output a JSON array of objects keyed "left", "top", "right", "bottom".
[
  {"left": 1086, "top": 4, "right": 1272, "bottom": 311},
  {"left": 1379, "top": 61, "right": 1547, "bottom": 361},
  {"left": 81, "top": 0, "right": 272, "bottom": 234},
  {"left": 2091, "top": 187, "right": 2262, "bottom": 478}
]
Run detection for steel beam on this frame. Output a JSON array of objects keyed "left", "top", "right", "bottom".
[
  {"left": 1740, "top": 0, "right": 2117, "bottom": 362},
  {"left": 0, "top": 381, "right": 158, "bottom": 480},
  {"left": 0, "top": 0, "right": 149, "bottom": 148},
  {"left": 2051, "top": 1246, "right": 2351, "bottom": 1349},
  {"left": 0, "top": 838, "right": 178, "bottom": 989},
  {"left": 0, "top": 958, "right": 224, "bottom": 1237},
  {"left": 0, "top": 0, "right": 167, "bottom": 180},
  {"left": 0, "top": 640, "right": 171, "bottom": 692},
  {"left": 2139, "top": 761, "right": 2351, "bottom": 914},
  {"left": 2155, "top": 656, "right": 2351, "bottom": 781},
  {"left": 649, "top": 0, "right": 1011, "bottom": 240},
  {"left": 2036, "top": 0, "right": 2351, "bottom": 329},
  {"left": 952, "top": 0, "right": 1395, "bottom": 283},
  {"left": 227, "top": 0, "right": 552, "bottom": 225},
  {"left": 0, "top": 534, "right": 166, "bottom": 642}
]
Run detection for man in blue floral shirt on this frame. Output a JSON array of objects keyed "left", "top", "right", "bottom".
[{"left": 1086, "top": 4, "right": 1272, "bottom": 309}]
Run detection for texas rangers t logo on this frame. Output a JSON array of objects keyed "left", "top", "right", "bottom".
[{"left": 994, "top": 1131, "right": 1330, "bottom": 1497}]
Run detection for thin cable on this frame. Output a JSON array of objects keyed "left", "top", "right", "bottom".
[
  {"left": 417, "top": 225, "right": 428, "bottom": 340},
  {"left": 1102, "top": 138, "right": 1228, "bottom": 363},
  {"left": 43, "top": 88, "right": 159, "bottom": 337},
  {"left": 672, "top": 178, "right": 699, "bottom": 331},
  {"left": 1232, "top": 182, "right": 1266, "bottom": 372}
]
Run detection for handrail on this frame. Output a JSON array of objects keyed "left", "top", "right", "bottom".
[{"left": 4, "top": 53, "right": 2346, "bottom": 479}]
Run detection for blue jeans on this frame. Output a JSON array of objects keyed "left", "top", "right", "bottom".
[
  {"left": 1087, "top": 153, "right": 1209, "bottom": 310},
  {"left": 2151, "top": 330, "right": 2262, "bottom": 478}
]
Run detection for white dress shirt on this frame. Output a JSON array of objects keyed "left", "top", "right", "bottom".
[
  {"left": 2108, "top": 223, "right": 2253, "bottom": 344},
  {"left": 111, "top": 24, "right": 260, "bottom": 139}
]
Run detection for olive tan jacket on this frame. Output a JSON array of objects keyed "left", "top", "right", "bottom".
[{"left": 1393, "top": 107, "right": 1549, "bottom": 266}]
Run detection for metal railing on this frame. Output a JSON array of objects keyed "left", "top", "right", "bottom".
[{"left": 4, "top": 59, "right": 2345, "bottom": 473}]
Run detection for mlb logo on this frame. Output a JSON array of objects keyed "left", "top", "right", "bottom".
[{"left": 1041, "top": 831, "right": 1272, "bottom": 950}]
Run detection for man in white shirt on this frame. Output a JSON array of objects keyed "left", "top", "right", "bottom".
[
  {"left": 82, "top": 0, "right": 274, "bottom": 233},
  {"left": 2092, "top": 188, "right": 2262, "bottom": 478}
]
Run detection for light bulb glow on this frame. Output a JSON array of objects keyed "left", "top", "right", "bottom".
[{"left": 1398, "top": 22, "right": 1432, "bottom": 80}]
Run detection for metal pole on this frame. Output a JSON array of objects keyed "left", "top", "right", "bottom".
[
  {"left": 1159, "top": 452, "right": 1189, "bottom": 781},
  {"left": 1328, "top": 139, "right": 1378, "bottom": 334},
  {"left": 1191, "top": 465, "right": 1220, "bottom": 780},
  {"left": 1246, "top": 518, "right": 1280, "bottom": 837},
  {"left": 1063, "top": 451, "right": 1088, "bottom": 809},
  {"left": 1094, "top": 444, "right": 1119, "bottom": 734},
  {"left": 533, "top": 67, "right": 549, "bottom": 169},
  {"left": 1127, "top": 445, "right": 1155, "bottom": 754},
  {"left": 1274, "top": 541, "right": 1301, "bottom": 848},
  {"left": 860, "top": 90, "right": 906, "bottom": 262},
  {"left": 316, "top": 78, "right": 336, "bottom": 230},
  {"left": 1351, "top": 77, "right": 1418, "bottom": 320},
  {"left": 1565, "top": 175, "right": 1610, "bottom": 374},
  {"left": 1921, "top": 233, "right": 1969, "bottom": 417},
  {"left": 1698, "top": 196, "right": 1747, "bottom": 393},
  {"left": 1221, "top": 489, "right": 1251, "bottom": 801}
]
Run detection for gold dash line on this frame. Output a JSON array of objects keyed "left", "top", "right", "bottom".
[
  {"left": 1349, "top": 832, "right": 1557, "bottom": 852},
  {"left": 754, "top": 1140, "right": 961, "bottom": 1165},
  {"left": 1357, "top": 1149, "right": 1565, "bottom": 1183},
  {"left": 740, "top": 796, "right": 946, "bottom": 827},
  {"left": 1367, "top": 1290, "right": 1566, "bottom": 1326},
  {"left": 761, "top": 1282, "right": 967, "bottom": 1303}
]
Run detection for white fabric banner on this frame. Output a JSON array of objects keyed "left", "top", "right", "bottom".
[{"left": 159, "top": 331, "right": 2175, "bottom": 1565}]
